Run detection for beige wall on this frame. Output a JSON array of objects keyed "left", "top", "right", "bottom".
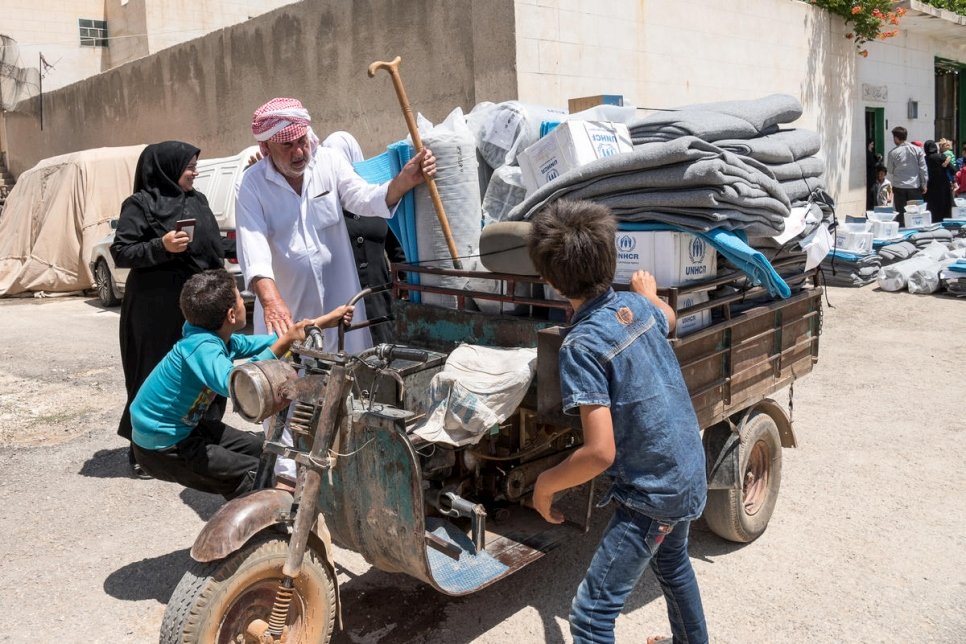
[
  {"left": 513, "top": 0, "right": 865, "bottom": 216},
  {"left": 1, "top": 0, "right": 303, "bottom": 94},
  {"left": 1, "top": 0, "right": 108, "bottom": 92},
  {"left": 4, "top": 0, "right": 518, "bottom": 176}
]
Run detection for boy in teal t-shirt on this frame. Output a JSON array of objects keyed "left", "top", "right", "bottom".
[{"left": 131, "top": 269, "right": 351, "bottom": 498}]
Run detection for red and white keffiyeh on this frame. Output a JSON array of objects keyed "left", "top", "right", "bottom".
[{"left": 251, "top": 97, "right": 312, "bottom": 143}]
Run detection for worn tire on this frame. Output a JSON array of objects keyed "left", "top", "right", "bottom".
[
  {"left": 94, "top": 259, "right": 120, "bottom": 307},
  {"left": 160, "top": 533, "right": 335, "bottom": 644},
  {"left": 703, "top": 412, "right": 782, "bottom": 543}
]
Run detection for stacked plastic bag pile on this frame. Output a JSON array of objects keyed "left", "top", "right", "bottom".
[
  {"left": 364, "top": 94, "right": 835, "bottom": 311},
  {"left": 877, "top": 239, "right": 966, "bottom": 294}
]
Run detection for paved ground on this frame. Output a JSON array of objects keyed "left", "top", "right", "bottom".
[{"left": 0, "top": 285, "right": 964, "bottom": 643}]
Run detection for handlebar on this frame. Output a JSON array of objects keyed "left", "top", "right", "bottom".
[
  {"left": 337, "top": 288, "right": 373, "bottom": 353},
  {"left": 375, "top": 345, "right": 430, "bottom": 363}
]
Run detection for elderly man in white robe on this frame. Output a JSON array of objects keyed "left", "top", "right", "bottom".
[
  {"left": 237, "top": 97, "right": 435, "bottom": 484},
  {"left": 237, "top": 97, "right": 435, "bottom": 352}
]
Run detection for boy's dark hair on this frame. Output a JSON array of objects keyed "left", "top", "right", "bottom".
[
  {"left": 528, "top": 199, "right": 616, "bottom": 300},
  {"left": 180, "top": 269, "right": 237, "bottom": 330},
  {"left": 875, "top": 164, "right": 887, "bottom": 174},
  {"left": 892, "top": 126, "right": 908, "bottom": 141}
]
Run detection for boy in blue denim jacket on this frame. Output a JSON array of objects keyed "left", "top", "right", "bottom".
[{"left": 529, "top": 200, "right": 709, "bottom": 644}]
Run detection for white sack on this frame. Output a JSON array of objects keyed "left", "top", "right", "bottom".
[
  {"left": 876, "top": 255, "right": 940, "bottom": 292},
  {"left": 412, "top": 345, "right": 538, "bottom": 447},
  {"left": 413, "top": 108, "right": 484, "bottom": 309},
  {"left": 466, "top": 101, "right": 567, "bottom": 169},
  {"left": 482, "top": 165, "right": 526, "bottom": 225},
  {"left": 910, "top": 257, "right": 962, "bottom": 294}
]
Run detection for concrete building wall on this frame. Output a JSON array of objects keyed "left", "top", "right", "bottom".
[
  {"left": 1, "top": 0, "right": 302, "bottom": 93},
  {"left": 3, "top": 0, "right": 518, "bottom": 176},
  {"left": 513, "top": 0, "right": 865, "bottom": 215},
  {"left": 1, "top": 0, "right": 109, "bottom": 92}
]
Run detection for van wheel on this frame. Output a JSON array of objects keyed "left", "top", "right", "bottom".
[
  {"left": 94, "top": 259, "right": 120, "bottom": 307},
  {"left": 703, "top": 413, "right": 782, "bottom": 543},
  {"left": 160, "top": 534, "right": 336, "bottom": 644}
]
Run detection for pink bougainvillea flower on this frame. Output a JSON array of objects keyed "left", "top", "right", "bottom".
[{"left": 851, "top": 5, "right": 862, "bottom": 14}]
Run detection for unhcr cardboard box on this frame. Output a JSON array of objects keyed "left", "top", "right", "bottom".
[
  {"left": 613, "top": 231, "right": 717, "bottom": 287},
  {"left": 519, "top": 121, "right": 633, "bottom": 193}
]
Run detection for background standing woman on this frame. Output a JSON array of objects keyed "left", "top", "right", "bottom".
[
  {"left": 111, "top": 141, "right": 232, "bottom": 476},
  {"left": 322, "top": 131, "right": 404, "bottom": 344},
  {"left": 924, "top": 140, "right": 952, "bottom": 221}
]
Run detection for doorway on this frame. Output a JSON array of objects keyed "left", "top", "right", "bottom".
[
  {"left": 864, "top": 107, "right": 885, "bottom": 209},
  {"left": 935, "top": 58, "right": 960, "bottom": 147}
]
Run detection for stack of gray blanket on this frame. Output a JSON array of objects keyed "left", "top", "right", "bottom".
[
  {"left": 820, "top": 250, "right": 882, "bottom": 287},
  {"left": 877, "top": 241, "right": 918, "bottom": 263},
  {"left": 507, "top": 136, "right": 791, "bottom": 236},
  {"left": 909, "top": 226, "right": 954, "bottom": 248},
  {"left": 628, "top": 95, "right": 825, "bottom": 204}
]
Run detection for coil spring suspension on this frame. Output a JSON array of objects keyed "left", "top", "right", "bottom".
[
  {"left": 267, "top": 577, "right": 295, "bottom": 636},
  {"left": 289, "top": 401, "right": 316, "bottom": 444}
]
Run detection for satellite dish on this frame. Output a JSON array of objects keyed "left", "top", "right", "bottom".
[{"left": 0, "top": 35, "right": 41, "bottom": 112}]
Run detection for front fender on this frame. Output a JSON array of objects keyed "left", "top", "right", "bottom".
[
  {"left": 190, "top": 488, "right": 294, "bottom": 562},
  {"left": 190, "top": 488, "right": 343, "bottom": 629}
]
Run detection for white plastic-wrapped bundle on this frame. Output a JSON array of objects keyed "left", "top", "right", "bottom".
[
  {"left": 910, "top": 256, "right": 963, "bottom": 294},
  {"left": 482, "top": 165, "right": 526, "bottom": 225},
  {"left": 412, "top": 109, "right": 482, "bottom": 309},
  {"left": 466, "top": 101, "right": 568, "bottom": 169},
  {"left": 876, "top": 255, "right": 940, "bottom": 292}
]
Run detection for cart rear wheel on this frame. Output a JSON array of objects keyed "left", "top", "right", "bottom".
[
  {"left": 160, "top": 533, "right": 335, "bottom": 644},
  {"left": 94, "top": 259, "right": 120, "bottom": 307},
  {"left": 703, "top": 412, "right": 782, "bottom": 543}
]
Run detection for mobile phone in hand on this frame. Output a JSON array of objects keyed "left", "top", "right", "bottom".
[{"left": 175, "top": 218, "right": 197, "bottom": 242}]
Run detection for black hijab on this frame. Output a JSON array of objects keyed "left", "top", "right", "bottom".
[
  {"left": 129, "top": 141, "right": 224, "bottom": 270},
  {"left": 924, "top": 140, "right": 939, "bottom": 156}
]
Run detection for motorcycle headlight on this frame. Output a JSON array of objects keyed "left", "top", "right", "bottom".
[{"left": 228, "top": 360, "right": 297, "bottom": 423}]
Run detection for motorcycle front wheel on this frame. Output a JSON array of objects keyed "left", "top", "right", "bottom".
[{"left": 160, "top": 533, "right": 336, "bottom": 643}]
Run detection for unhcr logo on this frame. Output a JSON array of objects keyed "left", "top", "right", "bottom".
[
  {"left": 599, "top": 144, "right": 617, "bottom": 157},
  {"left": 688, "top": 237, "right": 707, "bottom": 263},
  {"left": 616, "top": 234, "right": 637, "bottom": 252}
]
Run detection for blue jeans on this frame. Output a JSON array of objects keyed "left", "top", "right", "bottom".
[{"left": 570, "top": 503, "right": 708, "bottom": 644}]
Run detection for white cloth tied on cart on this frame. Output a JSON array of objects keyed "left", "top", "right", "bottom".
[{"left": 412, "top": 344, "right": 538, "bottom": 447}]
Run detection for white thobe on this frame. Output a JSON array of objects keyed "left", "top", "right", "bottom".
[{"left": 236, "top": 147, "right": 394, "bottom": 354}]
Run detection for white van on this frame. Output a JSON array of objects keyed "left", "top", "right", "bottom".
[{"left": 90, "top": 145, "right": 259, "bottom": 307}]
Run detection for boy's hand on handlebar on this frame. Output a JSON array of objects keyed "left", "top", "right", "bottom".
[
  {"left": 282, "top": 319, "right": 314, "bottom": 344},
  {"left": 313, "top": 305, "right": 354, "bottom": 329}
]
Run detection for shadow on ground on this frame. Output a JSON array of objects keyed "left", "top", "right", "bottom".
[
  {"left": 329, "top": 514, "right": 747, "bottom": 643},
  {"left": 78, "top": 447, "right": 133, "bottom": 479},
  {"left": 178, "top": 487, "right": 223, "bottom": 521},
  {"left": 104, "top": 548, "right": 194, "bottom": 603}
]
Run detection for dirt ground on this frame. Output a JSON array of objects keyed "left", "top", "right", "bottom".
[{"left": 0, "top": 285, "right": 964, "bottom": 643}]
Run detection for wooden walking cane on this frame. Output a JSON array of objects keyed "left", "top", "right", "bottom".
[{"left": 368, "top": 56, "right": 463, "bottom": 269}]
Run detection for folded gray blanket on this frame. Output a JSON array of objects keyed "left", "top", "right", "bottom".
[
  {"left": 507, "top": 136, "right": 791, "bottom": 235},
  {"left": 716, "top": 129, "right": 822, "bottom": 164},
  {"left": 629, "top": 94, "right": 803, "bottom": 144},
  {"left": 910, "top": 228, "right": 953, "bottom": 245},
  {"left": 877, "top": 241, "right": 918, "bottom": 262},
  {"left": 766, "top": 156, "right": 826, "bottom": 182},
  {"left": 781, "top": 176, "right": 827, "bottom": 203}
]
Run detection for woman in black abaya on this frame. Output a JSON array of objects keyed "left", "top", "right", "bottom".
[
  {"left": 924, "top": 140, "right": 952, "bottom": 220},
  {"left": 111, "top": 141, "right": 231, "bottom": 476}
]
